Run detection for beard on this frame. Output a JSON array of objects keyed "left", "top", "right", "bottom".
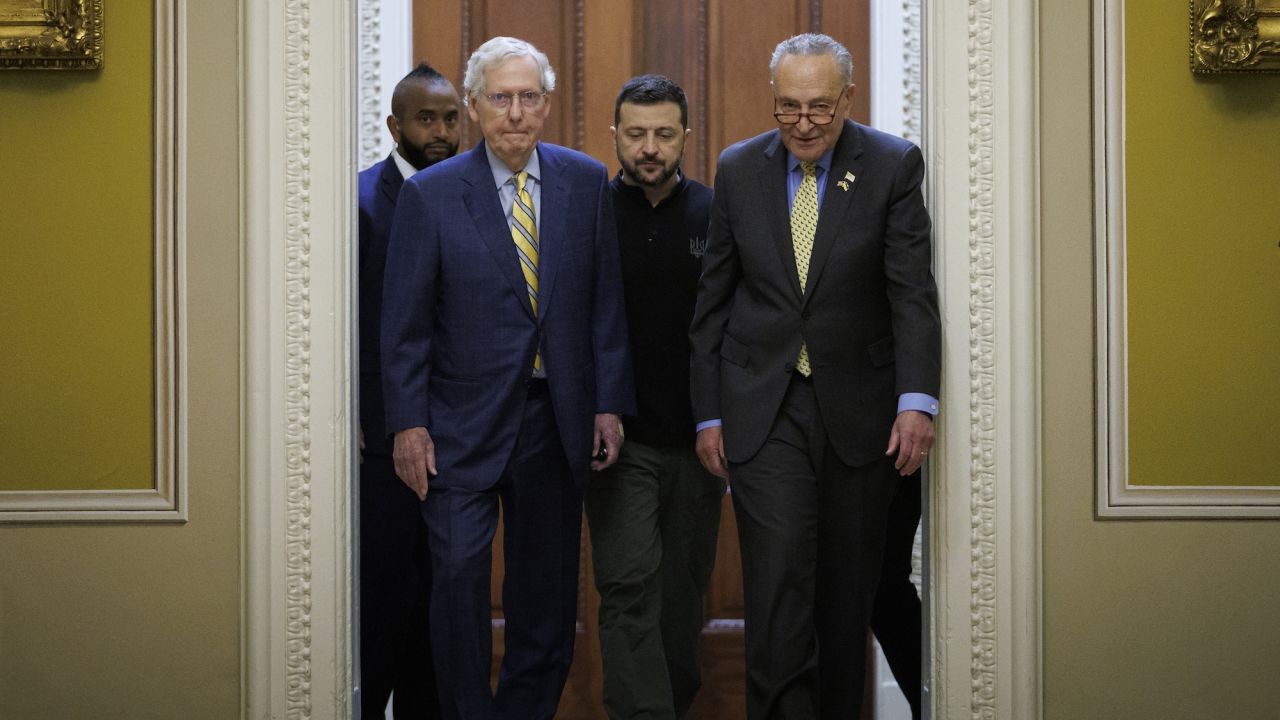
[
  {"left": 401, "top": 138, "right": 459, "bottom": 170},
  {"left": 619, "top": 153, "right": 680, "bottom": 188}
]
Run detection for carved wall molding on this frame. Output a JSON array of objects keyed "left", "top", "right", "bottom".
[
  {"left": 966, "top": 0, "right": 999, "bottom": 715},
  {"left": 357, "top": 0, "right": 412, "bottom": 169},
  {"left": 244, "top": 0, "right": 355, "bottom": 716},
  {"left": 359, "top": 0, "right": 384, "bottom": 169},
  {"left": 901, "top": 0, "right": 922, "bottom": 144},
  {"left": 926, "top": 0, "right": 1040, "bottom": 716},
  {"left": 0, "top": 0, "right": 185, "bottom": 523},
  {"left": 869, "top": 0, "right": 921, "bottom": 144},
  {"left": 281, "top": 0, "right": 315, "bottom": 714}
]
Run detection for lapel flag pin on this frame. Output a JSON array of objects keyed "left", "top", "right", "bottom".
[
  {"left": 844, "top": 171, "right": 856, "bottom": 183},
  {"left": 837, "top": 181, "right": 849, "bottom": 191}
]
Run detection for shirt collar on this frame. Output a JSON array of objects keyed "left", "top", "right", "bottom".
[
  {"left": 391, "top": 148, "right": 418, "bottom": 181},
  {"left": 611, "top": 169, "right": 687, "bottom": 208},
  {"left": 484, "top": 143, "right": 541, "bottom": 189},
  {"left": 786, "top": 148, "right": 834, "bottom": 177}
]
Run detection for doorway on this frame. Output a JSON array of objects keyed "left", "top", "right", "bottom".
[{"left": 357, "top": 2, "right": 926, "bottom": 718}]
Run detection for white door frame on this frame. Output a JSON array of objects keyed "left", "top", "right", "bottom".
[{"left": 240, "top": 0, "right": 1042, "bottom": 717}]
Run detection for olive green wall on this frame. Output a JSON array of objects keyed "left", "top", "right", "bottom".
[
  {"left": 1124, "top": 0, "right": 1280, "bottom": 486},
  {"left": 0, "top": 2, "right": 154, "bottom": 492},
  {"left": 0, "top": 2, "right": 242, "bottom": 717},
  {"left": 1041, "top": 1, "right": 1280, "bottom": 718}
]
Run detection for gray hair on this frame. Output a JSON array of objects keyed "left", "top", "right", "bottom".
[
  {"left": 769, "top": 33, "right": 854, "bottom": 86},
  {"left": 462, "top": 36, "right": 557, "bottom": 103}
]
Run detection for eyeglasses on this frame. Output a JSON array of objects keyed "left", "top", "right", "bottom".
[
  {"left": 479, "top": 90, "right": 548, "bottom": 111},
  {"left": 773, "top": 103, "right": 839, "bottom": 126}
]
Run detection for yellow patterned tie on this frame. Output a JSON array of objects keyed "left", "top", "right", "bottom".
[
  {"left": 510, "top": 171, "right": 542, "bottom": 373},
  {"left": 791, "top": 161, "right": 818, "bottom": 376}
]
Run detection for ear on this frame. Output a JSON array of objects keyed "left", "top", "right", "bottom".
[
  {"left": 843, "top": 84, "right": 857, "bottom": 116},
  {"left": 467, "top": 101, "right": 481, "bottom": 124},
  {"left": 684, "top": 127, "right": 692, "bottom": 142},
  {"left": 609, "top": 125, "right": 617, "bottom": 142},
  {"left": 386, "top": 114, "right": 401, "bottom": 145}
]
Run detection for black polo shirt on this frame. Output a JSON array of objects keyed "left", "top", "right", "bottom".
[{"left": 610, "top": 171, "right": 713, "bottom": 448}]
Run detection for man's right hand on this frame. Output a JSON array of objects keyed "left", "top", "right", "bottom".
[
  {"left": 695, "top": 426, "right": 730, "bottom": 480},
  {"left": 393, "top": 426, "right": 436, "bottom": 501}
]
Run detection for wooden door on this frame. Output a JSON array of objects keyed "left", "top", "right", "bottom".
[{"left": 411, "top": 2, "right": 872, "bottom": 717}]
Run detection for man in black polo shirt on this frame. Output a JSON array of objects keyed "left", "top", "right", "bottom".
[{"left": 585, "top": 75, "right": 724, "bottom": 720}]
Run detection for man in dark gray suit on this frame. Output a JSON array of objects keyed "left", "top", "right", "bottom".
[{"left": 688, "top": 33, "right": 940, "bottom": 719}]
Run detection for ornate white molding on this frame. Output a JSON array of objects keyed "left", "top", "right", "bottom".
[
  {"left": 966, "top": 1, "right": 999, "bottom": 715},
  {"left": 359, "top": 0, "right": 384, "bottom": 169},
  {"left": 0, "top": 0, "right": 186, "bottom": 524},
  {"left": 901, "top": 0, "right": 922, "bottom": 144},
  {"left": 870, "top": 0, "right": 923, "bottom": 144},
  {"left": 357, "top": 0, "right": 412, "bottom": 170},
  {"left": 926, "top": 0, "right": 1041, "bottom": 717},
  {"left": 1093, "top": 0, "right": 1280, "bottom": 520},
  {"left": 243, "top": 0, "right": 355, "bottom": 716}
]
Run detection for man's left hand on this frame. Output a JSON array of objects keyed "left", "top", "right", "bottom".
[
  {"left": 592, "top": 413, "right": 624, "bottom": 471},
  {"left": 885, "top": 410, "right": 935, "bottom": 476}
]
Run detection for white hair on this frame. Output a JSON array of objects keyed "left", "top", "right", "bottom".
[
  {"left": 769, "top": 33, "right": 854, "bottom": 86},
  {"left": 462, "top": 36, "right": 556, "bottom": 103}
]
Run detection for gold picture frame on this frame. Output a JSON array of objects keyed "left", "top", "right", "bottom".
[
  {"left": 0, "top": 0, "right": 102, "bottom": 69},
  {"left": 1191, "top": 0, "right": 1280, "bottom": 73}
]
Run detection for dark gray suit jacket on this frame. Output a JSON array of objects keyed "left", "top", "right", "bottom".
[{"left": 689, "top": 120, "right": 940, "bottom": 467}]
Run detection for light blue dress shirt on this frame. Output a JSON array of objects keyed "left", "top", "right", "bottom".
[{"left": 485, "top": 144, "right": 542, "bottom": 232}]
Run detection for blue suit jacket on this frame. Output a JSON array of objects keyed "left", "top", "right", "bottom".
[
  {"left": 357, "top": 154, "right": 404, "bottom": 458},
  {"left": 381, "top": 141, "right": 635, "bottom": 490}
]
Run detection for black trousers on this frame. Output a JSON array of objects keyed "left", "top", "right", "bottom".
[
  {"left": 871, "top": 475, "right": 923, "bottom": 719},
  {"left": 728, "top": 373, "right": 898, "bottom": 720},
  {"left": 359, "top": 453, "right": 441, "bottom": 719}
]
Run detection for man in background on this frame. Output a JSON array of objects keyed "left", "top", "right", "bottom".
[
  {"left": 688, "top": 33, "right": 941, "bottom": 718},
  {"left": 586, "top": 74, "right": 724, "bottom": 720},
  {"left": 380, "top": 36, "right": 634, "bottom": 720},
  {"left": 357, "top": 61, "right": 460, "bottom": 720}
]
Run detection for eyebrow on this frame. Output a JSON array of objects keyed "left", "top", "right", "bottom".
[{"left": 775, "top": 96, "right": 838, "bottom": 105}]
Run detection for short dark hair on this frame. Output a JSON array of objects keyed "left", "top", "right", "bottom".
[
  {"left": 391, "top": 61, "right": 451, "bottom": 118},
  {"left": 614, "top": 74, "right": 688, "bottom": 129}
]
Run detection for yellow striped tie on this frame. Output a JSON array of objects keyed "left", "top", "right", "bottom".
[
  {"left": 791, "top": 161, "right": 818, "bottom": 376},
  {"left": 510, "top": 171, "right": 541, "bottom": 373}
]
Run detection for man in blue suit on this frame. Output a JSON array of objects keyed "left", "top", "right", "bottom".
[
  {"left": 381, "top": 36, "right": 635, "bottom": 720},
  {"left": 357, "top": 62, "right": 460, "bottom": 719}
]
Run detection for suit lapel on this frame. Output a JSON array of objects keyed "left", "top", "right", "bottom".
[
  {"left": 461, "top": 142, "right": 537, "bottom": 320},
  {"left": 758, "top": 133, "right": 803, "bottom": 301},
  {"left": 803, "top": 121, "right": 865, "bottom": 307},
  {"left": 532, "top": 144, "right": 565, "bottom": 325},
  {"left": 378, "top": 154, "right": 404, "bottom": 207}
]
